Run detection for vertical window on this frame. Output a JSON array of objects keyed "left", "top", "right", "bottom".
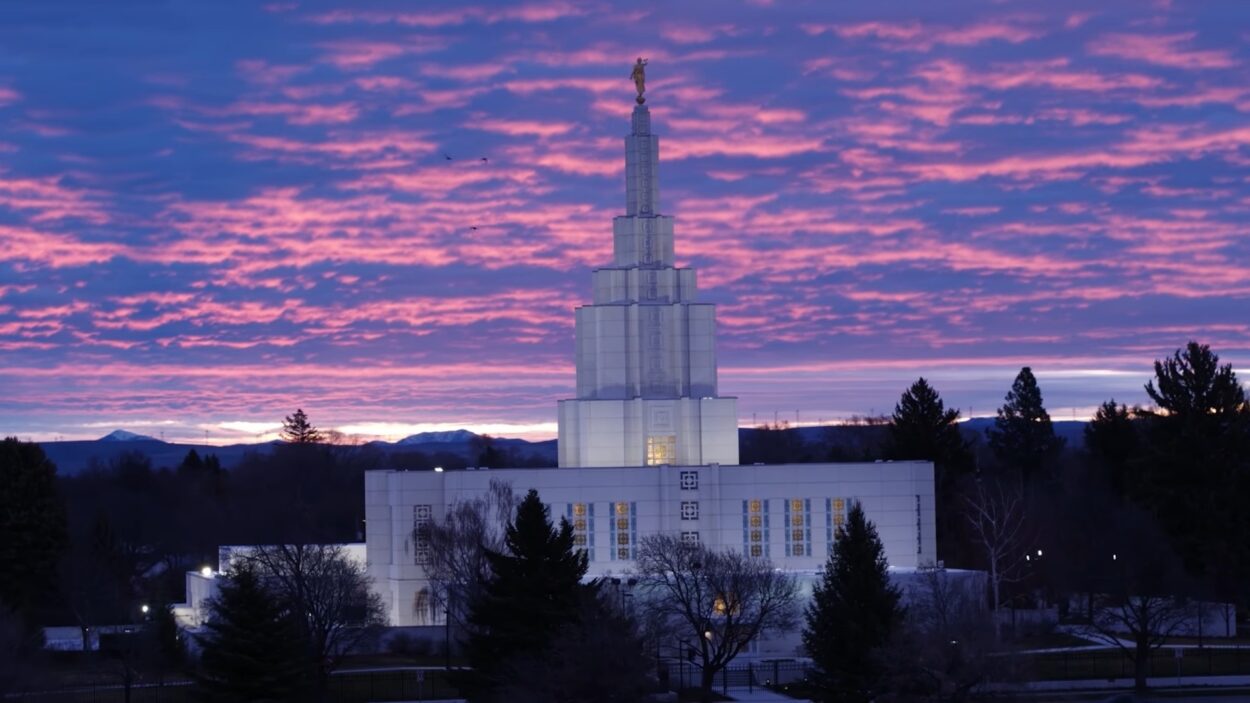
[
  {"left": 567, "top": 502, "right": 595, "bottom": 558},
  {"left": 610, "top": 501, "right": 637, "bottom": 560},
  {"left": 680, "top": 501, "right": 699, "bottom": 520},
  {"left": 742, "top": 499, "right": 769, "bottom": 558},
  {"left": 646, "top": 435, "right": 676, "bottom": 465},
  {"left": 826, "top": 498, "right": 847, "bottom": 555},
  {"left": 413, "top": 505, "right": 432, "bottom": 565},
  {"left": 785, "top": 498, "right": 812, "bottom": 557}
]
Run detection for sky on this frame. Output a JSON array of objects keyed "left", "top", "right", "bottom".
[{"left": 1, "top": 0, "right": 1248, "bottom": 444}]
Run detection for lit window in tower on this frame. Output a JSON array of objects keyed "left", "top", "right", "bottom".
[
  {"left": 566, "top": 502, "right": 595, "bottom": 556},
  {"left": 742, "top": 499, "right": 769, "bottom": 558},
  {"left": 646, "top": 435, "right": 676, "bottom": 465},
  {"left": 785, "top": 498, "right": 812, "bottom": 557},
  {"left": 609, "top": 501, "right": 637, "bottom": 560}
]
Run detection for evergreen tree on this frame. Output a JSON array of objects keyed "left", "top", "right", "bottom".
[
  {"left": 461, "top": 489, "right": 589, "bottom": 702},
  {"left": 1139, "top": 342, "right": 1250, "bottom": 604},
  {"left": 280, "top": 409, "right": 323, "bottom": 444},
  {"left": 196, "top": 563, "right": 308, "bottom": 702},
  {"left": 0, "top": 437, "right": 68, "bottom": 619},
  {"left": 1084, "top": 400, "right": 1140, "bottom": 497},
  {"left": 803, "top": 502, "right": 902, "bottom": 703},
  {"left": 886, "top": 379, "right": 973, "bottom": 564},
  {"left": 987, "top": 367, "right": 1064, "bottom": 485}
]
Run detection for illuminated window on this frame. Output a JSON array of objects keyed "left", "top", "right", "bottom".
[
  {"left": 610, "top": 502, "right": 637, "bottom": 560},
  {"left": 646, "top": 435, "right": 676, "bottom": 465},
  {"left": 566, "top": 503, "right": 594, "bottom": 557},
  {"left": 786, "top": 498, "right": 811, "bottom": 557},
  {"left": 742, "top": 499, "right": 769, "bottom": 558},
  {"left": 413, "top": 505, "right": 432, "bottom": 565},
  {"left": 826, "top": 498, "right": 849, "bottom": 555}
]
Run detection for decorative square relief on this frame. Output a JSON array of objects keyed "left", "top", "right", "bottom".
[
  {"left": 679, "top": 470, "right": 699, "bottom": 490},
  {"left": 649, "top": 406, "right": 673, "bottom": 431},
  {"left": 680, "top": 501, "right": 699, "bottom": 520},
  {"left": 681, "top": 531, "right": 700, "bottom": 545}
]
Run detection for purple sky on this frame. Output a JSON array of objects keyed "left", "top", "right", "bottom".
[{"left": 2, "top": 0, "right": 1248, "bottom": 444}]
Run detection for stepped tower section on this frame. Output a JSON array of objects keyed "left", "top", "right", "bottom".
[{"left": 557, "top": 103, "right": 739, "bottom": 467}]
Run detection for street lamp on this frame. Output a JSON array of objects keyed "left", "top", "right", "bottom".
[{"left": 140, "top": 604, "right": 150, "bottom": 615}]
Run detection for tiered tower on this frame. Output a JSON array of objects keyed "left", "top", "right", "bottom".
[{"left": 557, "top": 98, "right": 739, "bottom": 467}]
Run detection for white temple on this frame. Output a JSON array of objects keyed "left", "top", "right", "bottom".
[
  {"left": 557, "top": 103, "right": 738, "bottom": 468},
  {"left": 363, "top": 89, "right": 938, "bottom": 632}
]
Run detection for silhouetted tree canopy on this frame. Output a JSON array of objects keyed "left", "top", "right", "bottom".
[
  {"left": 280, "top": 408, "right": 323, "bottom": 444},
  {"left": 987, "top": 367, "right": 1064, "bottom": 485},
  {"left": 0, "top": 437, "right": 68, "bottom": 620},
  {"left": 887, "top": 378, "right": 974, "bottom": 565}
]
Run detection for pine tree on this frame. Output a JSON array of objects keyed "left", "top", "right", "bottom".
[
  {"left": 280, "top": 409, "right": 323, "bottom": 444},
  {"left": 196, "top": 563, "right": 308, "bottom": 702},
  {"left": 987, "top": 367, "right": 1064, "bottom": 485},
  {"left": 886, "top": 379, "right": 973, "bottom": 564},
  {"left": 1139, "top": 342, "right": 1250, "bottom": 603},
  {"left": 0, "top": 437, "right": 68, "bottom": 619},
  {"left": 803, "top": 502, "right": 902, "bottom": 703},
  {"left": 1084, "top": 400, "right": 1140, "bottom": 497},
  {"left": 461, "top": 489, "right": 590, "bottom": 702}
]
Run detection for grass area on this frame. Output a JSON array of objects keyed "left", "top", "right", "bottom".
[{"left": 9, "top": 661, "right": 460, "bottom": 703}]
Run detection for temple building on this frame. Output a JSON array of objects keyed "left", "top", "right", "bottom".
[
  {"left": 364, "top": 91, "right": 937, "bottom": 632},
  {"left": 556, "top": 102, "right": 739, "bottom": 468}
]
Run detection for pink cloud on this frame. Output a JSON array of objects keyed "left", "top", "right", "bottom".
[
  {"left": 304, "top": 2, "right": 587, "bottom": 28},
  {"left": 317, "top": 36, "right": 446, "bottom": 70},
  {"left": 0, "top": 86, "right": 20, "bottom": 106},
  {"left": 807, "top": 19, "right": 1043, "bottom": 51},
  {"left": 1089, "top": 32, "right": 1237, "bottom": 70}
]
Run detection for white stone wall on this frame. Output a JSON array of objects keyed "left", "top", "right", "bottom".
[
  {"left": 557, "top": 397, "right": 737, "bottom": 467},
  {"left": 365, "top": 461, "right": 937, "bottom": 627}
]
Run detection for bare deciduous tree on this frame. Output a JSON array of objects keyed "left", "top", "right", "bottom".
[
  {"left": 415, "top": 479, "right": 515, "bottom": 628},
  {"left": 887, "top": 566, "right": 1005, "bottom": 701},
  {"left": 243, "top": 544, "right": 385, "bottom": 685},
  {"left": 635, "top": 534, "right": 799, "bottom": 703},
  {"left": 963, "top": 477, "right": 1028, "bottom": 641},
  {"left": 1074, "top": 506, "right": 1193, "bottom": 693}
]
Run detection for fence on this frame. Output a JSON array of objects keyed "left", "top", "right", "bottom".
[
  {"left": 1020, "top": 646, "right": 1250, "bottom": 681},
  {"left": 658, "top": 658, "right": 811, "bottom": 695}
]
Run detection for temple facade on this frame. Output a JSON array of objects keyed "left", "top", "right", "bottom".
[
  {"left": 363, "top": 96, "right": 938, "bottom": 634},
  {"left": 557, "top": 104, "right": 739, "bottom": 468}
]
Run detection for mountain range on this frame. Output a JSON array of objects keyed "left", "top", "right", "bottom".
[{"left": 36, "top": 419, "right": 1088, "bottom": 476}]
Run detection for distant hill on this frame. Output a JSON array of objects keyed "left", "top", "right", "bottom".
[
  {"left": 98, "top": 429, "right": 158, "bottom": 442},
  {"left": 38, "top": 420, "right": 1088, "bottom": 475},
  {"left": 39, "top": 429, "right": 559, "bottom": 475}
]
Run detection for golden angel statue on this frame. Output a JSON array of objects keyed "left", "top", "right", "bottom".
[{"left": 630, "top": 57, "right": 648, "bottom": 103}]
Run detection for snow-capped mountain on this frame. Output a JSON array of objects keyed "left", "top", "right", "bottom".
[
  {"left": 396, "top": 429, "right": 479, "bottom": 445},
  {"left": 98, "top": 429, "right": 160, "bottom": 442}
]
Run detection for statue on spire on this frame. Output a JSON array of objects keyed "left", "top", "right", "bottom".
[{"left": 630, "top": 57, "right": 648, "bottom": 104}]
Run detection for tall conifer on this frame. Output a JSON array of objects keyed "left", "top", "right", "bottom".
[
  {"left": 987, "top": 367, "right": 1064, "bottom": 484},
  {"left": 803, "top": 502, "right": 902, "bottom": 703},
  {"left": 461, "top": 489, "right": 589, "bottom": 702},
  {"left": 196, "top": 563, "right": 308, "bottom": 702},
  {"left": 887, "top": 379, "right": 973, "bottom": 564}
]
